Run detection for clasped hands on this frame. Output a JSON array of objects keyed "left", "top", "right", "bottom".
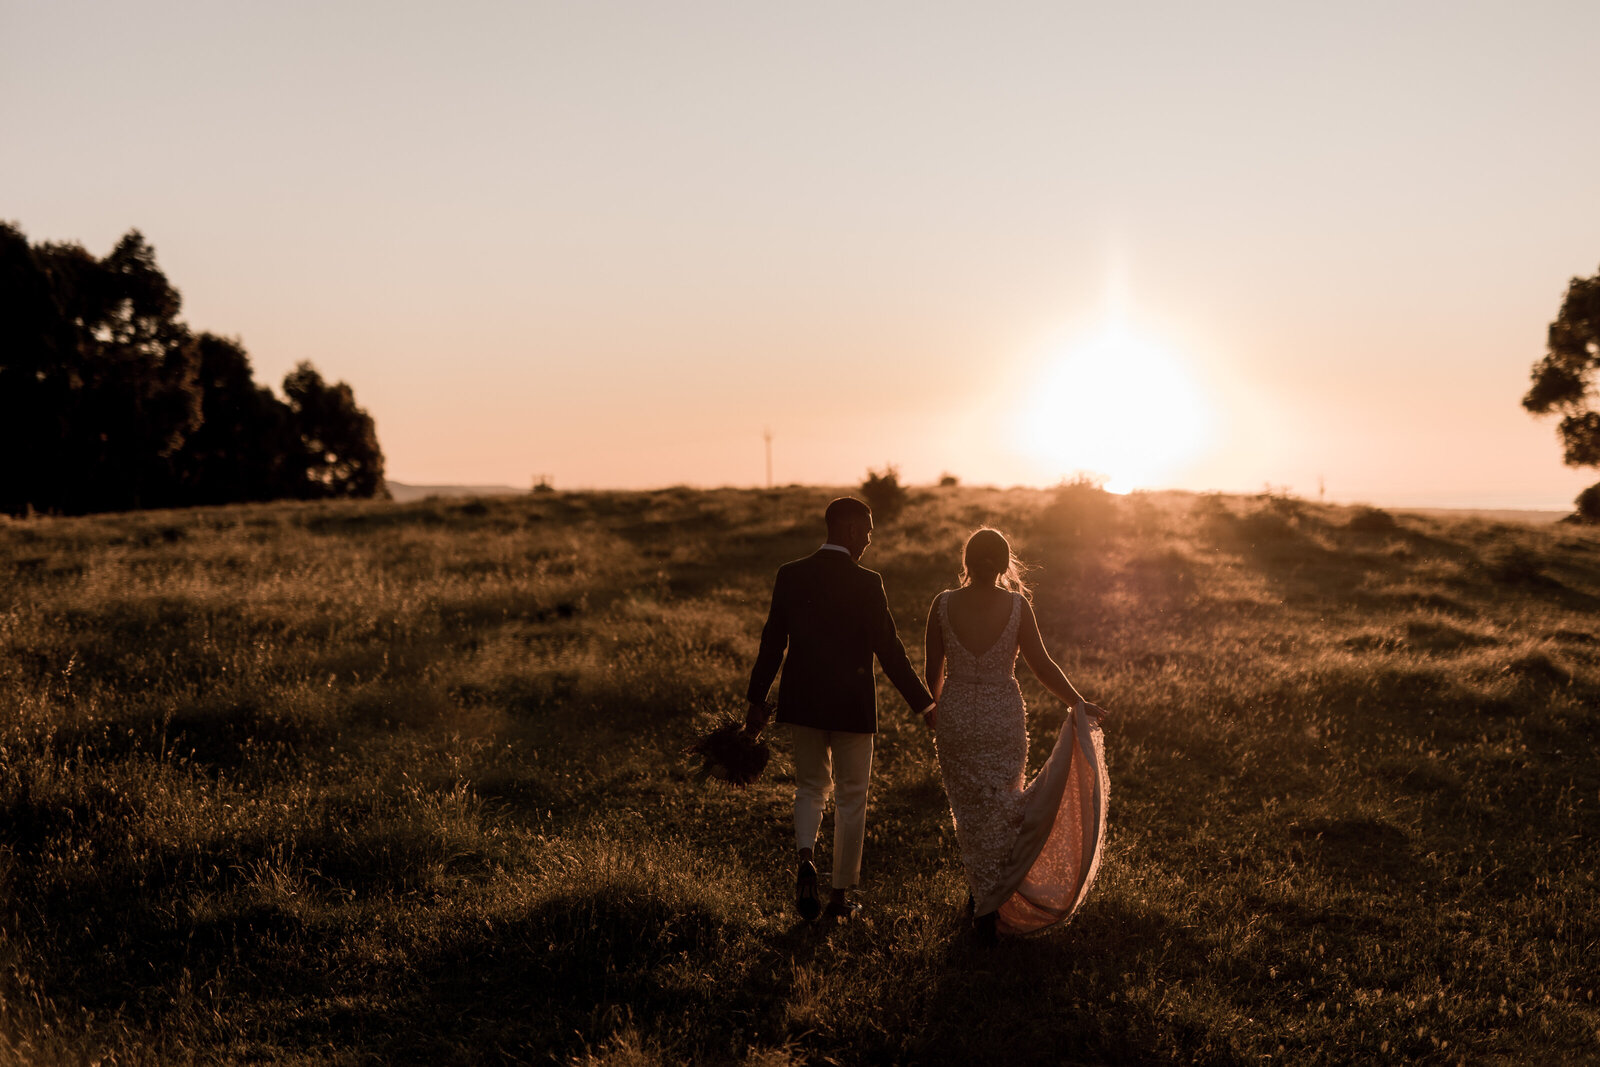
[{"left": 747, "top": 699, "right": 1102, "bottom": 734}]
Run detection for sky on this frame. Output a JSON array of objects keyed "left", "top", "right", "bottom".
[{"left": 5, "top": 1, "right": 1600, "bottom": 508}]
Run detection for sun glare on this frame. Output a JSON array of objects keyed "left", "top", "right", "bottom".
[{"left": 1018, "top": 323, "right": 1215, "bottom": 494}]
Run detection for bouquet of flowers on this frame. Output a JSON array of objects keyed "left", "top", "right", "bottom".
[{"left": 688, "top": 705, "right": 772, "bottom": 787}]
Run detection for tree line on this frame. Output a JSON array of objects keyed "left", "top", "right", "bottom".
[{"left": 0, "top": 223, "right": 384, "bottom": 516}]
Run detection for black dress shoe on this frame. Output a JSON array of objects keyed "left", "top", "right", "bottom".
[
  {"left": 822, "top": 897, "right": 861, "bottom": 921},
  {"left": 795, "top": 860, "right": 821, "bottom": 921}
]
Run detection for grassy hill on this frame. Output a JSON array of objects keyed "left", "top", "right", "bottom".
[{"left": 1, "top": 486, "right": 1596, "bottom": 1064}]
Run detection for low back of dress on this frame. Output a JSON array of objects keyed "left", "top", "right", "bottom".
[{"left": 938, "top": 589, "right": 1022, "bottom": 686}]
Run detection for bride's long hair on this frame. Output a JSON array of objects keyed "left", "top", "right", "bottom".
[{"left": 959, "top": 527, "right": 1032, "bottom": 601}]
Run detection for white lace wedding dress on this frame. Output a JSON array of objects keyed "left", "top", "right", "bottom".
[{"left": 933, "top": 591, "right": 1109, "bottom": 935}]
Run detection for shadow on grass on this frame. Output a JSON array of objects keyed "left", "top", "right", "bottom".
[
  {"left": 306, "top": 886, "right": 754, "bottom": 1065},
  {"left": 5, "top": 808, "right": 533, "bottom": 1051},
  {"left": 911, "top": 901, "right": 1242, "bottom": 1065},
  {"left": 1288, "top": 816, "right": 1414, "bottom": 883},
  {"left": 23, "top": 700, "right": 334, "bottom": 788}
]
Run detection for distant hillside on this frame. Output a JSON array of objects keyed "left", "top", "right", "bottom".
[
  {"left": 1401, "top": 507, "right": 1570, "bottom": 525},
  {"left": 384, "top": 480, "right": 522, "bottom": 503}
]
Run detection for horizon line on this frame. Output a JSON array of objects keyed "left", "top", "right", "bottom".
[{"left": 382, "top": 479, "right": 1579, "bottom": 514}]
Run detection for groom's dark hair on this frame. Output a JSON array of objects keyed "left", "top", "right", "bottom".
[{"left": 825, "top": 496, "right": 871, "bottom": 533}]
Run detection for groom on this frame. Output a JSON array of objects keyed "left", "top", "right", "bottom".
[{"left": 744, "top": 496, "right": 935, "bottom": 921}]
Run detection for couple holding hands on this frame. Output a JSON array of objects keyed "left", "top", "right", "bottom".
[{"left": 743, "top": 496, "right": 1109, "bottom": 939}]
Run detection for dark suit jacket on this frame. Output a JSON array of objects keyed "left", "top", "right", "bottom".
[{"left": 746, "top": 548, "right": 934, "bottom": 734}]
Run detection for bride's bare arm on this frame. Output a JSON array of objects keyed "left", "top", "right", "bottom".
[
  {"left": 1018, "top": 599, "right": 1088, "bottom": 709},
  {"left": 923, "top": 596, "right": 945, "bottom": 702}
]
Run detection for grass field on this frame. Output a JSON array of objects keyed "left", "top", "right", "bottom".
[{"left": 1, "top": 484, "right": 1597, "bottom": 1065}]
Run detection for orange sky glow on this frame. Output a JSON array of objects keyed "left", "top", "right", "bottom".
[{"left": 5, "top": 2, "right": 1599, "bottom": 508}]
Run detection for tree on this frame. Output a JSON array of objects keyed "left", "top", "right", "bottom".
[
  {"left": 1524, "top": 266, "right": 1600, "bottom": 518},
  {"left": 1, "top": 226, "right": 204, "bottom": 513},
  {"left": 172, "top": 334, "right": 300, "bottom": 504},
  {"left": 0, "top": 223, "right": 63, "bottom": 514},
  {"left": 73, "top": 230, "right": 204, "bottom": 511},
  {"left": 1575, "top": 483, "right": 1600, "bottom": 524},
  {"left": 282, "top": 361, "right": 387, "bottom": 499}
]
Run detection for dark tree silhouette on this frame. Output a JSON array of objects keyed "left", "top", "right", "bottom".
[
  {"left": 72, "top": 230, "right": 203, "bottom": 511},
  {"left": 172, "top": 334, "right": 300, "bottom": 505},
  {"left": 0, "top": 223, "right": 64, "bottom": 515},
  {"left": 1525, "top": 266, "right": 1600, "bottom": 517},
  {"left": 1, "top": 227, "right": 202, "bottom": 513},
  {"left": 0, "top": 222, "right": 386, "bottom": 515},
  {"left": 1575, "top": 483, "right": 1600, "bottom": 524},
  {"left": 283, "top": 362, "right": 386, "bottom": 499}
]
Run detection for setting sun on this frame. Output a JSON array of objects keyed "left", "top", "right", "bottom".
[{"left": 1018, "top": 323, "right": 1215, "bottom": 494}]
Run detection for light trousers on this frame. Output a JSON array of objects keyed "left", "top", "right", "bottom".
[{"left": 789, "top": 724, "right": 875, "bottom": 890}]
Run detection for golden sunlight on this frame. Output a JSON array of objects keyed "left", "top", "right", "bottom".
[{"left": 1017, "top": 323, "right": 1215, "bottom": 493}]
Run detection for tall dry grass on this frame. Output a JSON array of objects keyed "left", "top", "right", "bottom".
[{"left": 1, "top": 485, "right": 1596, "bottom": 1064}]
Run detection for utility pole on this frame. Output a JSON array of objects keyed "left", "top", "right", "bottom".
[{"left": 763, "top": 427, "right": 773, "bottom": 489}]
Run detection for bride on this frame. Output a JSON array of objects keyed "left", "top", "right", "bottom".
[{"left": 924, "top": 527, "right": 1110, "bottom": 939}]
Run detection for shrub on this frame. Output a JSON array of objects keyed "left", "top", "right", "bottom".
[
  {"left": 938, "top": 472, "right": 959, "bottom": 488},
  {"left": 1039, "top": 473, "right": 1118, "bottom": 543},
  {"left": 1218, "top": 485, "right": 1308, "bottom": 543},
  {"left": 1574, "top": 483, "right": 1600, "bottom": 524},
  {"left": 859, "top": 466, "right": 908, "bottom": 522},
  {"left": 1236, "top": 508, "right": 1298, "bottom": 543},
  {"left": 1348, "top": 505, "right": 1398, "bottom": 533},
  {"left": 1254, "top": 484, "right": 1304, "bottom": 521}
]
